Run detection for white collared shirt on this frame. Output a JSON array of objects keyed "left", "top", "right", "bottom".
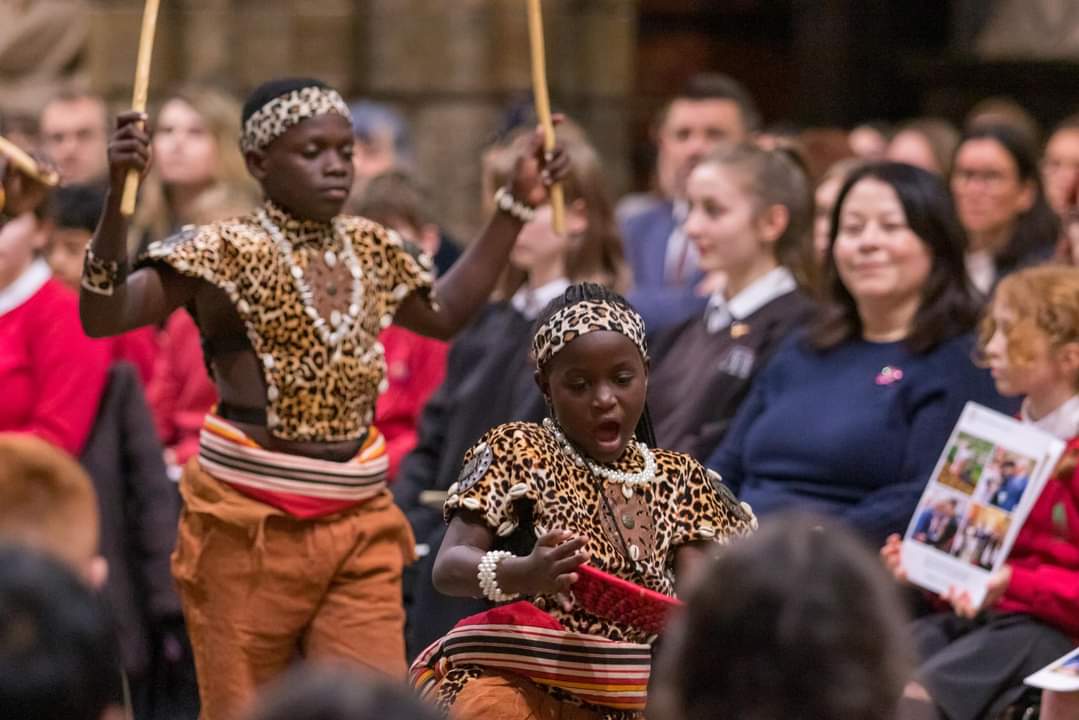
[
  {"left": 1022, "top": 394, "right": 1079, "bottom": 441},
  {"left": 966, "top": 250, "right": 995, "bottom": 295},
  {"left": 0, "top": 259, "right": 52, "bottom": 317},
  {"left": 510, "top": 277, "right": 572, "bottom": 320},
  {"left": 704, "top": 266, "right": 797, "bottom": 334}
]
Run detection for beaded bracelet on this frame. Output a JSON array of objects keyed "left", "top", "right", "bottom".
[
  {"left": 80, "top": 247, "right": 127, "bottom": 296},
  {"left": 493, "top": 186, "right": 536, "bottom": 224},
  {"left": 477, "top": 550, "right": 520, "bottom": 603}
]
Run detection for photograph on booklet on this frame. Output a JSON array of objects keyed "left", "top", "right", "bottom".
[{"left": 902, "top": 403, "right": 1064, "bottom": 608}]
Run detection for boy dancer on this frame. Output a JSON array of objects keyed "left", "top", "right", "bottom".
[{"left": 80, "top": 77, "right": 565, "bottom": 718}]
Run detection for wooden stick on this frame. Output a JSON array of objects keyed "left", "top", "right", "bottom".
[
  {"left": 526, "top": 0, "right": 565, "bottom": 235},
  {"left": 121, "top": 0, "right": 162, "bottom": 217},
  {"left": 0, "top": 135, "right": 59, "bottom": 187}
]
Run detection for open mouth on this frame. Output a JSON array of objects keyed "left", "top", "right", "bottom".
[{"left": 594, "top": 420, "right": 622, "bottom": 445}]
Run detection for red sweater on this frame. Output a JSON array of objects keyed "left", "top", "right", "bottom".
[
  {"left": 145, "top": 310, "right": 217, "bottom": 466},
  {"left": 997, "top": 437, "right": 1079, "bottom": 639},
  {"left": 0, "top": 274, "right": 110, "bottom": 455},
  {"left": 109, "top": 326, "right": 157, "bottom": 388},
  {"left": 375, "top": 325, "right": 448, "bottom": 482}
]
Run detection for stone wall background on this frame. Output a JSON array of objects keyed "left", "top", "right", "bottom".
[{"left": 86, "top": 0, "right": 639, "bottom": 243}]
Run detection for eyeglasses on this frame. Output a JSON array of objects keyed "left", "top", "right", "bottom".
[{"left": 952, "top": 168, "right": 1013, "bottom": 189}]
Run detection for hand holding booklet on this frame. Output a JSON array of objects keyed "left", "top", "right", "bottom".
[{"left": 901, "top": 402, "right": 1066, "bottom": 609}]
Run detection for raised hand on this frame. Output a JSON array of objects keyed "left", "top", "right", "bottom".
[
  {"left": 508, "top": 115, "right": 571, "bottom": 209},
  {"left": 107, "top": 111, "right": 152, "bottom": 192},
  {"left": 511, "top": 529, "right": 588, "bottom": 596}
]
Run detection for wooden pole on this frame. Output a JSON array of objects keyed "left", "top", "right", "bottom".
[
  {"left": 120, "top": 0, "right": 162, "bottom": 217},
  {"left": 0, "top": 135, "right": 59, "bottom": 187},
  {"left": 526, "top": 0, "right": 565, "bottom": 235}
]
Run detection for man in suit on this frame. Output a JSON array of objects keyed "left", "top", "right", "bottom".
[{"left": 623, "top": 73, "right": 761, "bottom": 334}]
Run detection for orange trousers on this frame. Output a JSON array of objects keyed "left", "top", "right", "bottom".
[
  {"left": 446, "top": 671, "right": 635, "bottom": 720},
  {"left": 172, "top": 460, "right": 415, "bottom": 720}
]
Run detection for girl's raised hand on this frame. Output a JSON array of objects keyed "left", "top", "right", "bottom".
[{"left": 517, "top": 529, "right": 588, "bottom": 596}]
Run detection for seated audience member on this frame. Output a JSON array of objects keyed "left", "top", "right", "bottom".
[
  {"left": 950, "top": 124, "right": 1058, "bottom": 294},
  {"left": 884, "top": 266, "right": 1079, "bottom": 720},
  {"left": 0, "top": 434, "right": 106, "bottom": 586},
  {"left": 654, "top": 514, "right": 911, "bottom": 720},
  {"left": 813, "top": 157, "right": 864, "bottom": 265},
  {"left": 39, "top": 91, "right": 110, "bottom": 186},
  {"left": 709, "top": 162, "right": 1014, "bottom": 546},
  {"left": 886, "top": 117, "right": 960, "bottom": 177},
  {"left": 345, "top": 100, "right": 460, "bottom": 274},
  {"left": 848, "top": 121, "right": 891, "bottom": 161},
  {"left": 129, "top": 85, "right": 258, "bottom": 256},
  {"left": 44, "top": 183, "right": 157, "bottom": 385},
  {"left": 0, "top": 153, "right": 111, "bottom": 456},
  {"left": 245, "top": 664, "right": 441, "bottom": 720},
  {"left": 356, "top": 170, "right": 449, "bottom": 482},
  {"left": 1041, "top": 114, "right": 1079, "bottom": 220},
  {"left": 964, "top": 96, "right": 1042, "bottom": 151},
  {"left": 0, "top": 544, "right": 122, "bottom": 720},
  {"left": 623, "top": 73, "right": 761, "bottom": 335},
  {"left": 648, "top": 144, "right": 815, "bottom": 461},
  {"left": 393, "top": 125, "right": 628, "bottom": 657}
]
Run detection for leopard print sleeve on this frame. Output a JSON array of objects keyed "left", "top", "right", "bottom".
[
  {"left": 137, "top": 224, "right": 225, "bottom": 280},
  {"left": 443, "top": 422, "right": 544, "bottom": 537},
  {"left": 670, "top": 457, "right": 757, "bottom": 547},
  {"left": 348, "top": 218, "right": 436, "bottom": 318}
]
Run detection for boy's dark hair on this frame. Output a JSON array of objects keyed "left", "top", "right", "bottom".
[
  {"left": 0, "top": 544, "right": 120, "bottom": 720},
  {"left": 242, "top": 77, "right": 331, "bottom": 126},
  {"left": 47, "top": 184, "right": 105, "bottom": 233},
  {"left": 534, "top": 282, "right": 656, "bottom": 447},
  {"left": 246, "top": 664, "right": 441, "bottom": 720},
  {"left": 670, "top": 514, "right": 911, "bottom": 720},
  {"left": 354, "top": 169, "right": 434, "bottom": 231}
]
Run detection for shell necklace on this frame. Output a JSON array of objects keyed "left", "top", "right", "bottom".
[
  {"left": 256, "top": 208, "right": 364, "bottom": 356},
  {"left": 542, "top": 417, "right": 656, "bottom": 498}
]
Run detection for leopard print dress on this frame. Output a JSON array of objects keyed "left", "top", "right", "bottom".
[
  {"left": 438, "top": 421, "right": 756, "bottom": 718},
  {"left": 138, "top": 200, "right": 434, "bottom": 442}
]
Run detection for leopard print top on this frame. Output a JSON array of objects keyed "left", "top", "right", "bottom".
[
  {"left": 444, "top": 421, "right": 756, "bottom": 645},
  {"left": 139, "top": 201, "right": 434, "bottom": 442}
]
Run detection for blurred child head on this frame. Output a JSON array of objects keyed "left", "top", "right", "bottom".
[
  {"left": 0, "top": 434, "right": 106, "bottom": 588},
  {"left": 656, "top": 513, "right": 911, "bottom": 720},
  {"left": 353, "top": 169, "right": 441, "bottom": 259},
  {"left": 44, "top": 183, "right": 104, "bottom": 291},
  {"left": 245, "top": 663, "right": 440, "bottom": 720},
  {"left": 980, "top": 265, "right": 1079, "bottom": 413},
  {"left": 0, "top": 544, "right": 121, "bottom": 720}
]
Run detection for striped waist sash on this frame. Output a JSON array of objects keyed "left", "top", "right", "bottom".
[
  {"left": 197, "top": 414, "right": 388, "bottom": 503},
  {"left": 410, "top": 602, "right": 652, "bottom": 711}
]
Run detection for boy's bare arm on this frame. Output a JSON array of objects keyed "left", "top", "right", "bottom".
[{"left": 79, "top": 111, "right": 198, "bottom": 337}]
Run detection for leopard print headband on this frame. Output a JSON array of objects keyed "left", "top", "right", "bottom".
[
  {"left": 531, "top": 299, "right": 648, "bottom": 369},
  {"left": 240, "top": 86, "right": 352, "bottom": 153}
]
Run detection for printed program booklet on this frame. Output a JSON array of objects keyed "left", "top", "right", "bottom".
[
  {"left": 1025, "top": 647, "right": 1079, "bottom": 693},
  {"left": 902, "top": 402, "right": 1065, "bottom": 608}
]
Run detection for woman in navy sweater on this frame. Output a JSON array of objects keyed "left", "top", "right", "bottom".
[{"left": 707, "top": 162, "right": 1016, "bottom": 545}]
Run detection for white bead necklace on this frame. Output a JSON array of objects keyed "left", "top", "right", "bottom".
[
  {"left": 257, "top": 208, "right": 364, "bottom": 355},
  {"left": 542, "top": 417, "right": 656, "bottom": 498}
]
